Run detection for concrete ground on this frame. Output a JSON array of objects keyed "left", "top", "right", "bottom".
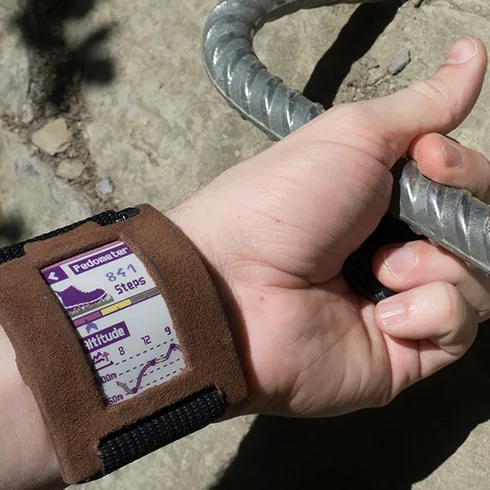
[{"left": 1, "top": 0, "right": 490, "bottom": 488}]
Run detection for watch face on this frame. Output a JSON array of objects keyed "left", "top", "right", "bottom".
[{"left": 41, "top": 241, "right": 186, "bottom": 405}]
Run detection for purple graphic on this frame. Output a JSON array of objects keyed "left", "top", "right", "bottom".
[
  {"left": 73, "top": 288, "right": 160, "bottom": 328},
  {"left": 93, "top": 351, "right": 110, "bottom": 365},
  {"left": 86, "top": 322, "right": 99, "bottom": 334},
  {"left": 117, "top": 343, "right": 182, "bottom": 395},
  {"left": 55, "top": 285, "right": 113, "bottom": 316},
  {"left": 92, "top": 351, "right": 113, "bottom": 370},
  {"left": 83, "top": 321, "right": 130, "bottom": 353},
  {"left": 69, "top": 244, "right": 132, "bottom": 275},
  {"left": 74, "top": 310, "right": 102, "bottom": 327},
  {"left": 43, "top": 266, "right": 69, "bottom": 285}
]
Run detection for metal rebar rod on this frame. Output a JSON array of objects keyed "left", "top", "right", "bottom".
[{"left": 203, "top": 0, "right": 490, "bottom": 276}]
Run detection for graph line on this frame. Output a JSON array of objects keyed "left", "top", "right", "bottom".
[{"left": 116, "top": 343, "right": 182, "bottom": 395}]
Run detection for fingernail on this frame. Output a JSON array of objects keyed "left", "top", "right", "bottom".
[
  {"left": 384, "top": 246, "right": 416, "bottom": 275},
  {"left": 378, "top": 300, "right": 407, "bottom": 328},
  {"left": 438, "top": 135, "right": 465, "bottom": 168},
  {"left": 445, "top": 37, "right": 478, "bottom": 64}
]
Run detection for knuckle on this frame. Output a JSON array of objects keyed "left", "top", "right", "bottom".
[
  {"left": 434, "top": 281, "right": 477, "bottom": 350},
  {"left": 435, "top": 281, "right": 461, "bottom": 326},
  {"left": 323, "top": 102, "right": 373, "bottom": 129},
  {"left": 474, "top": 304, "right": 490, "bottom": 323},
  {"left": 371, "top": 393, "right": 392, "bottom": 409},
  {"left": 477, "top": 153, "right": 490, "bottom": 201},
  {"left": 408, "top": 78, "right": 458, "bottom": 129},
  {"left": 324, "top": 102, "right": 357, "bottom": 119}
]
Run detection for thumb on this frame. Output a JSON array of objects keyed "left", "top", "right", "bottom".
[{"left": 309, "top": 37, "right": 488, "bottom": 168}]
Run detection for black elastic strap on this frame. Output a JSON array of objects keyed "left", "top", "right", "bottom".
[
  {"left": 0, "top": 207, "right": 140, "bottom": 264},
  {"left": 93, "top": 388, "right": 226, "bottom": 480},
  {"left": 0, "top": 207, "right": 227, "bottom": 480}
]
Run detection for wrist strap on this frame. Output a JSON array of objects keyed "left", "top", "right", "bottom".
[
  {"left": 0, "top": 205, "right": 246, "bottom": 483},
  {"left": 0, "top": 208, "right": 137, "bottom": 264},
  {"left": 97, "top": 388, "right": 226, "bottom": 479}
]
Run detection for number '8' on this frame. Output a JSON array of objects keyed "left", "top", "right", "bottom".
[{"left": 106, "top": 272, "right": 117, "bottom": 282}]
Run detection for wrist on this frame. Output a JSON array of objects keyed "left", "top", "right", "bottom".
[{"left": 166, "top": 204, "right": 270, "bottom": 416}]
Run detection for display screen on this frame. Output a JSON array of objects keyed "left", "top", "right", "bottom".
[{"left": 41, "top": 241, "right": 186, "bottom": 405}]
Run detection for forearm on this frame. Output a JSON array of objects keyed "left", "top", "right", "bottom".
[{"left": 0, "top": 326, "right": 64, "bottom": 490}]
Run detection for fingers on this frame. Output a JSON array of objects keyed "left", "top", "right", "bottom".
[
  {"left": 375, "top": 281, "right": 477, "bottom": 381},
  {"left": 373, "top": 240, "right": 486, "bottom": 393},
  {"left": 312, "top": 37, "right": 487, "bottom": 168},
  {"left": 366, "top": 37, "right": 487, "bottom": 164},
  {"left": 409, "top": 133, "right": 490, "bottom": 202},
  {"left": 374, "top": 240, "right": 490, "bottom": 321}
]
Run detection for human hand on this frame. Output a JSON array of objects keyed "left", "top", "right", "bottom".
[
  {"left": 0, "top": 36, "right": 488, "bottom": 490},
  {"left": 169, "top": 37, "right": 490, "bottom": 417}
]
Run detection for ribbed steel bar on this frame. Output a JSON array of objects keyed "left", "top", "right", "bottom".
[{"left": 203, "top": 0, "right": 490, "bottom": 275}]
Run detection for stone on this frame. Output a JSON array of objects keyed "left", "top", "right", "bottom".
[
  {"left": 96, "top": 178, "right": 114, "bottom": 195},
  {"left": 364, "top": 56, "right": 380, "bottom": 70},
  {"left": 0, "top": 123, "right": 92, "bottom": 240},
  {"left": 31, "top": 118, "right": 72, "bottom": 156},
  {"left": 56, "top": 159, "right": 85, "bottom": 180},
  {"left": 21, "top": 102, "right": 34, "bottom": 124},
  {"left": 388, "top": 48, "right": 411, "bottom": 76}
]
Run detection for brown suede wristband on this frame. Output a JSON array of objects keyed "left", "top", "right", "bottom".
[{"left": 0, "top": 204, "right": 248, "bottom": 483}]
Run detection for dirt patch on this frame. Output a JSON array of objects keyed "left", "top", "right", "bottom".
[{"left": 2, "top": 0, "right": 117, "bottom": 212}]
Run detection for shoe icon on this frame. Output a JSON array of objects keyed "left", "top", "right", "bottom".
[{"left": 56, "top": 285, "right": 111, "bottom": 315}]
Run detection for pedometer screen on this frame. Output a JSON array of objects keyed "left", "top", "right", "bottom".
[{"left": 41, "top": 241, "right": 186, "bottom": 405}]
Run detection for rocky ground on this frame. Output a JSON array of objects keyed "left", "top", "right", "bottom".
[{"left": 1, "top": 0, "right": 490, "bottom": 489}]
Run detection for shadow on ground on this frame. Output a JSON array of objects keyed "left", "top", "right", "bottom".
[
  {"left": 304, "top": 0, "right": 407, "bottom": 108},
  {"left": 213, "top": 2, "right": 490, "bottom": 489},
  {"left": 0, "top": 218, "right": 24, "bottom": 245},
  {"left": 12, "top": 0, "right": 116, "bottom": 111},
  {"left": 213, "top": 328, "right": 490, "bottom": 490},
  {"left": 0, "top": 139, "right": 24, "bottom": 245}
]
